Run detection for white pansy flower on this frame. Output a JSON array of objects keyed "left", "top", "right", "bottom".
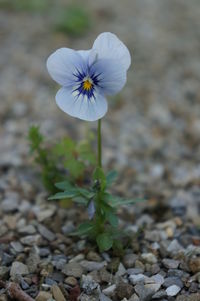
[{"left": 47, "top": 32, "right": 131, "bottom": 121}]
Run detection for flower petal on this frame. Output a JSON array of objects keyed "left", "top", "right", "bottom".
[
  {"left": 56, "top": 87, "right": 108, "bottom": 121},
  {"left": 78, "top": 49, "right": 98, "bottom": 67},
  {"left": 92, "top": 32, "right": 131, "bottom": 71},
  {"left": 77, "top": 49, "right": 91, "bottom": 61},
  {"left": 90, "top": 58, "right": 127, "bottom": 95},
  {"left": 87, "top": 200, "right": 96, "bottom": 220},
  {"left": 47, "top": 48, "right": 86, "bottom": 87}
]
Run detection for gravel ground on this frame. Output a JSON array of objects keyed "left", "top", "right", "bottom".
[{"left": 0, "top": 0, "right": 200, "bottom": 300}]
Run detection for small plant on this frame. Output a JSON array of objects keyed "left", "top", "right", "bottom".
[
  {"left": 55, "top": 5, "right": 91, "bottom": 36},
  {"left": 46, "top": 32, "right": 143, "bottom": 252},
  {"left": 49, "top": 169, "right": 142, "bottom": 252},
  {"left": 28, "top": 125, "right": 96, "bottom": 193}
]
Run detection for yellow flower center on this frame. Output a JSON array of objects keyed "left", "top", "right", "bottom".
[{"left": 83, "top": 79, "right": 93, "bottom": 91}]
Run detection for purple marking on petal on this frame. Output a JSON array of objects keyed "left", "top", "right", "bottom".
[{"left": 87, "top": 200, "right": 96, "bottom": 220}]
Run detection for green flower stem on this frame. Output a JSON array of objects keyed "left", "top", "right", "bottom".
[
  {"left": 96, "top": 119, "right": 103, "bottom": 232},
  {"left": 98, "top": 119, "right": 102, "bottom": 168}
]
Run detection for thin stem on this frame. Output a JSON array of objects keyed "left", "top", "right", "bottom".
[{"left": 98, "top": 119, "right": 102, "bottom": 168}]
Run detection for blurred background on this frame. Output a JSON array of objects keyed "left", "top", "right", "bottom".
[{"left": 0, "top": 0, "right": 200, "bottom": 223}]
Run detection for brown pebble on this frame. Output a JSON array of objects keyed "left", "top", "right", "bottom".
[
  {"left": 64, "top": 276, "right": 78, "bottom": 286},
  {"left": 36, "top": 291, "right": 52, "bottom": 301},
  {"left": 52, "top": 285, "right": 66, "bottom": 301},
  {"left": 116, "top": 280, "right": 134, "bottom": 299},
  {"left": 189, "top": 258, "right": 200, "bottom": 274}
]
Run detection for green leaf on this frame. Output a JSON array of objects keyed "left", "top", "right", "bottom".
[
  {"left": 54, "top": 180, "right": 73, "bottom": 191},
  {"left": 106, "top": 170, "right": 118, "bottom": 187},
  {"left": 76, "top": 187, "right": 95, "bottom": 199},
  {"left": 106, "top": 195, "right": 145, "bottom": 207},
  {"left": 48, "top": 190, "right": 79, "bottom": 200},
  {"left": 73, "top": 196, "right": 88, "bottom": 205},
  {"left": 93, "top": 167, "right": 106, "bottom": 191},
  {"left": 105, "top": 211, "right": 118, "bottom": 227},
  {"left": 96, "top": 233, "right": 113, "bottom": 252},
  {"left": 71, "top": 222, "right": 94, "bottom": 236}
]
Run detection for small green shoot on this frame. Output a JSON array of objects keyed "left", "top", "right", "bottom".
[
  {"left": 54, "top": 5, "right": 91, "bottom": 36},
  {"left": 28, "top": 125, "right": 96, "bottom": 194}
]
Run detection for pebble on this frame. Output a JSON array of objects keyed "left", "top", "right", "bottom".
[
  {"left": 26, "top": 250, "right": 40, "bottom": 273},
  {"left": 99, "top": 293, "right": 112, "bottom": 301},
  {"left": 4, "top": 215, "right": 17, "bottom": 230},
  {"left": 129, "top": 294, "right": 140, "bottom": 301},
  {"left": 1, "top": 253, "right": 14, "bottom": 266},
  {"left": 52, "top": 285, "right": 66, "bottom": 301},
  {"left": 0, "top": 294, "right": 8, "bottom": 301},
  {"left": 99, "top": 268, "right": 112, "bottom": 283},
  {"left": 166, "top": 285, "right": 181, "bottom": 296},
  {"left": 189, "top": 282, "right": 199, "bottom": 293},
  {"left": 0, "top": 224, "right": 8, "bottom": 236},
  {"left": 167, "top": 239, "right": 183, "bottom": 254},
  {"left": 87, "top": 251, "right": 102, "bottom": 262},
  {"left": 145, "top": 230, "right": 164, "bottom": 242},
  {"left": 0, "top": 266, "right": 9, "bottom": 279},
  {"left": 64, "top": 276, "right": 77, "bottom": 286},
  {"left": 176, "top": 293, "right": 200, "bottom": 301},
  {"left": 61, "top": 221, "right": 75, "bottom": 235},
  {"left": 35, "top": 207, "right": 56, "bottom": 222},
  {"left": 1, "top": 194, "right": 19, "bottom": 213},
  {"left": 123, "top": 254, "right": 138, "bottom": 268},
  {"left": 69, "top": 254, "right": 85, "bottom": 263},
  {"left": 80, "top": 294, "right": 98, "bottom": 301},
  {"left": 81, "top": 275, "right": 99, "bottom": 294},
  {"left": 135, "top": 260, "right": 145, "bottom": 270},
  {"left": 136, "top": 214, "right": 154, "bottom": 227},
  {"left": 10, "top": 241, "right": 24, "bottom": 253},
  {"left": 141, "top": 253, "right": 157, "bottom": 264},
  {"left": 189, "top": 257, "right": 200, "bottom": 273},
  {"left": 39, "top": 248, "right": 50, "bottom": 257},
  {"left": 134, "top": 283, "right": 157, "bottom": 301},
  {"left": 116, "top": 280, "right": 134, "bottom": 299},
  {"left": 162, "top": 259, "right": 180, "bottom": 269},
  {"left": 145, "top": 283, "right": 161, "bottom": 293},
  {"left": 150, "top": 274, "right": 165, "bottom": 285},
  {"left": 18, "top": 225, "right": 36, "bottom": 235},
  {"left": 152, "top": 290, "right": 167, "bottom": 299},
  {"left": 36, "top": 291, "right": 53, "bottom": 301},
  {"left": 20, "top": 278, "right": 30, "bottom": 290},
  {"left": 38, "top": 224, "right": 56, "bottom": 242},
  {"left": 163, "top": 277, "right": 183, "bottom": 289},
  {"left": 127, "top": 268, "right": 144, "bottom": 275},
  {"left": 107, "top": 258, "right": 120, "bottom": 273},
  {"left": 115, "top": 263, "right": 126, "bottom": 277},
  {"left": 20, "top": 235, "right": 41, "bottom": 246},
  {"left": 129, "top": 274, "right": 147, "bottom": 285},
  {"left": 102, "top": 284, "right": 116, "bottom": 296},
  {"left": 51, "top": 272, "right": 64, "bottom": 283},
  {"left": 151, "top": 263, "right": 160, "bottom": 275},
  {"left": 62, "top": 262, "right": 83, "bottom": 278},
  {"left": 52, "top": 255, "right": 67, "bottom": 270},
  {"left": 45, "top": 277, "right": 57, "bottom": 286},
  {"left": 80, "top": 260, "right": 106, "bottom": 272},
  {"left": 10, "top": 261, "right": 29, "bottom": 277},
  {"left": 168, "top": 269, "right": 184, "bottom": 278}
]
